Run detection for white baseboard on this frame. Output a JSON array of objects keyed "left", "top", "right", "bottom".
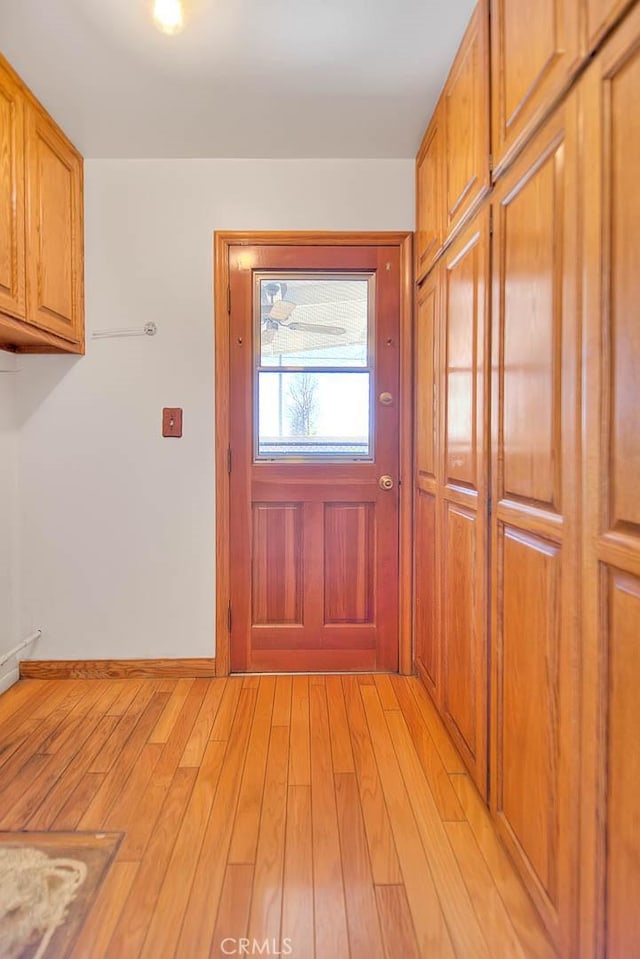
[{"left": 0, "top": 665, "right": 19, "bottom": 695}]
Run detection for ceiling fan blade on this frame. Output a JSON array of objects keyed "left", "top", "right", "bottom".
[{"left": 288, "top": 322, "right": 346, "bottom": 336}]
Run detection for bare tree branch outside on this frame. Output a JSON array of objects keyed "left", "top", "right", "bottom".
[{"left": 287, "top": 373, "right": 318, "bottom": 436}]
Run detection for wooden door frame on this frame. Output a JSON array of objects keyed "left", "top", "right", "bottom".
[{"left": 213, "top": 231, "right": 414, "bottom": 676}]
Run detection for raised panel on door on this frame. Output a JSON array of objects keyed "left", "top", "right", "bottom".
[
  {"left": 414, "top": 489, "right": 439, "bottom": 695},
  {"left": 580, "top": 11, "right": 640, "bottom": 956},
  {"left": 491, "top": 0, "right": 580, "bottom": 176},
  {"left": 605, "top": 570, "right": 640, "bottom": 958},
  {"left": 252, "top": 503, "right": 303, "bottom": 625},
  {"left": 324, "top": 502, "right": 374, "bottom": 625},
  {"left": 444, "top": 0, "right": 491, "bottom": 236},
  {"left": 440, "top": 209, "right": 490, "bottom": 797},
  {"left": 25, "top": 103, "right": 83, "bottom": 343},
  {"left": 0, "top": 60, "right": 25, "bottom": 321},
  {"left": 415, "top": 108, "right": 444, "bottom": 281},
  {"left": 415, "top": 273, "right": 439, "bottom": 484},
  {"left": 491, "top": 95, "right": 581, "bottom": 954}
]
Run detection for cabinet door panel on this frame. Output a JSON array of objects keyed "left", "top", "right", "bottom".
[
  {"left": 415, "top": 110, "right": 443, "bottom": 281},
  {"left": 444, "top": 0, "right": 490, "bottom": 235},
  {"left": 440, "top": 208, "right": 490, "bottom": 797},
  {"left": 25, "top": 104, "right": 83, "bottom": 343},
  {"left": 580, "top": 10, "right": 640, "bottom": 957},
  {"left": 491, "top": 96, "right": 581, "bottom": 955},
  {"left": 414, "top": 489, "right": 439, "bottom": 694},
  {"left": 0, "top": 61, "right": 25, "bottom": 320},
  {"left": 584, "top": 0, "right": 636, "bottom": 51},
  {"left": 491, "top": 0, "right": 580, "bottom": 175}
]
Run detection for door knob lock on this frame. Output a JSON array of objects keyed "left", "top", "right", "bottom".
[{"left": 379, "top": 475, "right": 394, "bottom": 491}]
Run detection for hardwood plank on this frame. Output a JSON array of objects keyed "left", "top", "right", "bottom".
[
  {"left": 105, "top": 766, "right": 198, "bottom": 957},
  {"left": 342, "top": 676, "right": 403, "bottom": 885},
  {"left": 310, "top": 682, "right": 350, "bottom": 959},
  {"left": 375, "top": 885, "right": 421, "bottom": 959},
  {"left": 228, "top": 675, "right": 276, "bottom": 864},
  {"left": 246, "top": 724, "right": 290, "bottom": 946},
  {"left": 385, "top": 708, "right": 490, "bottom": 958},
  {"left": 149, "top": 678, "right": 195, "bottom": 744},
  {"left": 281, "top": 785, "right": 314, "bottom": 959},
  {"left": 374, "top": 674, "right": 400, "bottom": 710},
  {"left": 51, "top": 771, "right": 106, "bottom": 829},
  {"left": 179, "top": 678, "right": 226, "bottom": 767},
  {"left": 210, "top": 677, "right": 243, "bottom": 741},
  {"left": 172, "top": 688, "right": 258, "bottom": 958},
  {"left": 326, "top": 675, "right": 355, "bottom": 774},
  {"left": 390, "top": 675, "right": 465, "bottom": 821},
  {"left": 138, "top": 737, "right": 229, "bottom": 959},
  {"left": 70, "top": 861, "right": 139, "bottom": 959},
  {"left": 79, "top": 690, "right": 170, "bottom": 829},
  {"left": 153, "top": 678, "right": 209, "bottom": 781},
  {"left": 335, "top": 772, "right": 385, "bottom": 959},
  {"left": 102, "top": 741, "right": 164, "bottom": 830},
  {"left": 107, "top": 680, "right": 143, "bottom": 716},
  {"left": 451, "top": 774, "right": 556, "bottom": 959},
  {"left": 445, "top": 820, "right": 528, "bottom": 959},
  {"left": 359, "top": 684, "right": 455, "bottom": 958},
  {"left": 89, "top": 682, "right": 160, "bottom": 773},
  {"left": 272, "top": 674, "right": 293, "bottom": 726},
  {"left": 210, "top": 864, "right": 254, "bottom": 959},
  {"left": 288, "top": 675, "right": 311, "bottom": 787}
]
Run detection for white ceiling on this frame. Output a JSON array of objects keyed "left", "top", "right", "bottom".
[{"left": 0, "top": 0, "right": 475, "bottom": 158}]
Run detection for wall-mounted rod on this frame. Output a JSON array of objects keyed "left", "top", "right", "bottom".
[
  {"left": 0, "top": 628, "right": 42, "bottom": 668},
  {"left": 92, "top": 322, "right": 158, "bottom": 340}
]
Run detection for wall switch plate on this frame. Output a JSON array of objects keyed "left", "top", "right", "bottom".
[{"left": 162, "top": 408, "right": 183, "bottom": 437}]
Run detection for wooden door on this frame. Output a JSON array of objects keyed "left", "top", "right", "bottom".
[
  {"left": 580, "top": 7, "right": 640, "bottom": 957},
  {"left": 414, "top": 266, "right": 441, "bottom": 700},
  {"left": 0, "top": 59, "right": 25, "bottom": 322},
  {"left": 440, "top": 207, "right": 490, "bottom": 798},
  {"left": 443, "top": 0, "right": 491, "bottom": 237},
  {"left": 491, "top": 0, "right": 581, "bottom": 176},
  {"left": 25, "top": 101, "right": 83, "bottom": 344},
  {"left": 490, "top": 93, "right": 581, "bottom": 955},
  {"left": 415, "top": 107, "right": 444, "bottom": 282},
  {"left": 228, "top": 243, "right": 401, "bottom": 673}
]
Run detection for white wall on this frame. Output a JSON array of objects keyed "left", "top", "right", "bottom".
[
  {"left": 17, "top": 159, "right": 414, "bottom": 661},
  {"left": 0, "top": 353, "right": 21, "bottom": 690}
]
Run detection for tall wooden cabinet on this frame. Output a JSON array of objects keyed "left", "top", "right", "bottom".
[
  {"left": 489, "top": 92, "right": 581, "bottom": 955},
  {"left": 414, "top": 208, "right": 490, "bottom": 798},
  {"left": 580, "top": 6, "right": 640, "bottom": 957},
  {"left": 0, "top": 55, "right": 84, "bottom": 353}
]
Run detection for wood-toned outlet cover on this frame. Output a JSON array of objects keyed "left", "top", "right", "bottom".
[{"left": 162, "top": 408, "right": 183, "bottom": 437}]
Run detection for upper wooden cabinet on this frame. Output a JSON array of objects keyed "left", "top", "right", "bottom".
[
  {"left": 415, "top": 107, "right": 444, "bottom": 282},
  {"left": 443, "top": 2, "right": 490, "bottom": 237},
  {"left": 0, "top": 60, "right": 26, "bottom": 322},
  {"left": 0, "top": 56, "right": 84, "bottom": 353},
  {"left": 415, "top": 0, "right": 490, "bottom": 280},
  {"left": 490, "top": 0, "right": 581, "bottom": 176}
]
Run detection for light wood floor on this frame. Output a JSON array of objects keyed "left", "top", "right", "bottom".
[{"left": 0, "top": 674, "right": 556, "bottom": 958}]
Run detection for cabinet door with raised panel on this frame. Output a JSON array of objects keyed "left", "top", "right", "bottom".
[
  {"left": 490, "top": 93, "right": 581, "bottom": 956},
  {"left": 440, "top": 206, "right": 490, "bottom": 798},
  {"left": 415, "top": 107, "right": 444, "bottom": 282},
  {"left": 0, "top": 60, "right": 25, "bottom": 321},
  {"left": 580, "top": 7, "right": 640, "bottom": 958},
  {"left": 414, "top": 267, "right": 441, "bottom": 700},
  {"left": 443, "top": 0, "right": 490, "bottom": 238},
  {"left": 25, "top": 103, "right": 84, "bottom": 344},
  {"left": 491, "top": 0, "right": 580, "bottom": 176}
]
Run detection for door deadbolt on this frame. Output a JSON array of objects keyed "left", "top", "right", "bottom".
[{"left": 379, "top": 475, "right": 394, "bottom": 491}]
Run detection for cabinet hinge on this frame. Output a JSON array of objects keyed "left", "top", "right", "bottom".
[
  {"left": 227, "top": 446, "right": 232, "bottom": 474},
  {"left": 227, "top": 601, "right": 232, "bottom": 633},
  {"left": 488, "top": 153, "right": 494, "bottom": 173},
  {"left": 488, "top": 496, "right": 493, "bottom": 516},
  {"left": 489, "top": 207, "right": 494, "bottom": 236},
  {"left": 227, "top": 286, "right": 231, "bottom": 314}
]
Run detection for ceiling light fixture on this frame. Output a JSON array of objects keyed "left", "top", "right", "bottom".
[{"left": 153, "top": 0, "right": 184, "bottom": 35}]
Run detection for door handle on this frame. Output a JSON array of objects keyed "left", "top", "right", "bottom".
[{"left": 379, "top": 475, "right": 394, "bottom": 491}]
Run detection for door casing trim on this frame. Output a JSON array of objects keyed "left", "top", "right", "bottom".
[{"left": 213, "top": 231, "right": 414, "bottom": 677}]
